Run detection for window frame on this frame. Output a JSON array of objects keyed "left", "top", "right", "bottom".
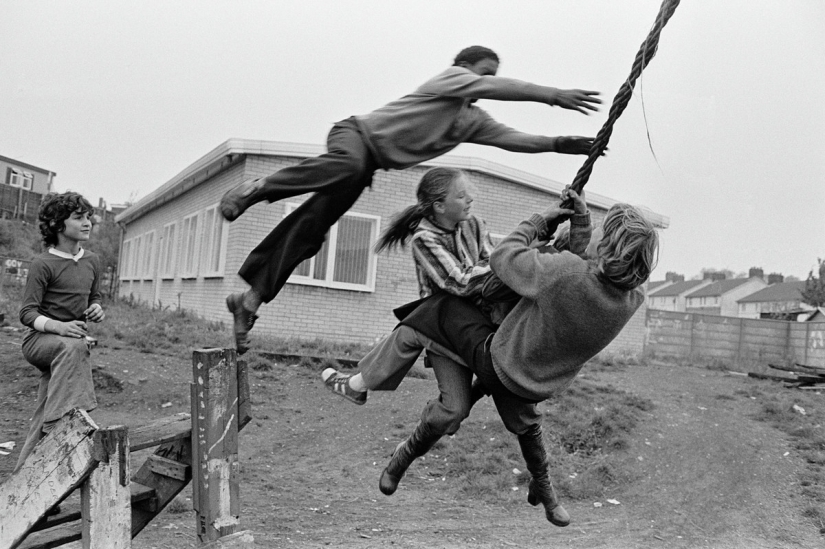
[
  {"left": 199, "top": 204, "right": 229, "bottom": 278},
  {"left": 159, "top": 221, "right": 178, "bottom": 280},
  {"left": 8, "top": 169, "right": 33, "bottom": 190},
  {"left": 284, "top": 202, "right": 380, "bottom": 292},
  {"left": 179, "top": 212, "right": 201, "bottom": 279},
  {"left": 141, "top": 230, "right": 156, "bottom": 280},
  {"left": 119, "top": 238, "right": 133, "bottom": 280}
]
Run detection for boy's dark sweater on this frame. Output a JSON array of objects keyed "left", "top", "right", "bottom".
[{"left": 19, "top": 250, "right": 102, "bottom": 327}]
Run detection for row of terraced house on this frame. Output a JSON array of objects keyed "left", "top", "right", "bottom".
[{"left": 647, "top": 268, "right": 823, "bottom": 322}]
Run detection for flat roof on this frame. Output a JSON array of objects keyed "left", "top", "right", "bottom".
[{"left": 116, "top": 139, "right": 670, "bottom": 229}]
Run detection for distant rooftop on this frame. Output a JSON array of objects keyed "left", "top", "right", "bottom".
[
  {"left": 687, "top": 278, "right": 751, "bottom": 298},
  {"left": 649, "top": 280, "right": 707, "bottom": 297},
  {"left": 647, "top": 280, "right": 671, "bottom": 292},
  {"left": 737, "top": 280, "right": 807, "bottom": 303}
]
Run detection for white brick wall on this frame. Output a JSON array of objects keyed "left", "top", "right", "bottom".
[{"left": 119, "top": 153, "right": 651, "bottom": 355}]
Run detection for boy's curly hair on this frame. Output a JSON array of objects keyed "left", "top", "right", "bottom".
[
  {"left": 38, "top": 191, "right": 94, "bottom": 247},
  {"left": 597, "top": 203, "right": 659, "bottom": 290}
]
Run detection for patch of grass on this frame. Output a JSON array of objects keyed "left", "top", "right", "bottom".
[
  {"left": 587, "top": 351, "right": 648, "bottom": 373},
  {"left": 442, "top": 378, "right": 653, "bottom": 502},
  {"left": 751, "top": 387, "right": 825, "bottom": 527},
  {"left": 165, "top": 495, "right": 191, "bottom": 515}
]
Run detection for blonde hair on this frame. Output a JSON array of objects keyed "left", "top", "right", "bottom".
[{"left": 596, "top": 203, "right": 659, "bottom": 290}]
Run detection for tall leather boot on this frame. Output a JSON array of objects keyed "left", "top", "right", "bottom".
[
  {"left": 517, "top": 424, "right": 570, "bottom": 527},
  {"left": 379, "top": 422, "right": 441, "bottom": 496}
]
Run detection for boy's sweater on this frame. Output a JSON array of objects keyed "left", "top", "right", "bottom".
[
  {"left": 489, "top": 215, "right": 644, "bottom": 401},
  {"left": 355, "top": 66, "right": 561, "bottom": 170},
  {"left": 19, "top": 249, "right": 102, "bottom": 328}
]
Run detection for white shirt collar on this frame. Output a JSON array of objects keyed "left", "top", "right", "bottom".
[{"left": 49, "top": 247, "right": 85, "bottom": 262}]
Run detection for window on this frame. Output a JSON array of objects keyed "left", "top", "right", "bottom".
[
  {"left": 141, "top": 231, "right": 155, "bottom": 280},
  {"left": 159, "top": 222, "right": 178, "bottom": 279},
  {"left": 7, "top": 169, "right": 33, "bottom": 190},
  {"left": 179, "top": 213, "right": 200, "bottom": 278},
  {"left": 286, "top": 203, "right": 379, "bottom": 291},
  {"left": 120, "top": 239, "right": 132, "bottom": 280},
  {"left": 200, "top": 205, "right": 229, "bottom": 277}
]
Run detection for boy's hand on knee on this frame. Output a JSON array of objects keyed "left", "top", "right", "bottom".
[{"left": 49, "top": 320, "right": 88, "bottom": 338}]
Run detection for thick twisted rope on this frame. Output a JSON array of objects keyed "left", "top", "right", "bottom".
[{"left": 566, "top": 0, "right": 681, "bottom": 199}]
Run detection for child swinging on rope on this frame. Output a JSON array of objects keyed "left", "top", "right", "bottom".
[
  {"left": 220, "top": 45, "right": 602, "bottom": 354},
  {"left": 321, "top": 166, "right": 495, "bottom": 412},
  {"left": 328, "top": 192, "right": 658, "bottom": 526}
]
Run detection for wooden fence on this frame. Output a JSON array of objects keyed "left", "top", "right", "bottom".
[
  {"left": 0, "top": 348, "right": 254, "bottom": 549},
  {"left": 645, "top": 309, "right": 825, "bottom": 371}
]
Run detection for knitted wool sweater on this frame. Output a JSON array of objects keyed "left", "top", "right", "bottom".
[
  {"left": 489, "top": 214, "right": 644, "bottom": 401},
  {"left": 19, "top": 250, "right": 102, "bottom": 328}
]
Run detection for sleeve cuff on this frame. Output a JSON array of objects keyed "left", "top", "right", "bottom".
[
  {"left": 33, "top": 315, "right": 51, "bottom": 332},
  {"left": 571, "top": 211, "right": 591, "bottom": 226},
  {"left": 526, "top": 214, "right": 549, "bottom": 239}
]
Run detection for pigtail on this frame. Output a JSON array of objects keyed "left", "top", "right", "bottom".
[{"left": 374, "top": 205, "right": 425, "bottom": 253}]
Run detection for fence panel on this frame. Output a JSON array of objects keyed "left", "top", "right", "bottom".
[{"left": 646, "top": 308, "right": 825, "bottom": 371}]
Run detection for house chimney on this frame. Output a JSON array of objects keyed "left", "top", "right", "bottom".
[
  {"left": 666, "top": 271, "right": 685, "bottom": 283},
  {"left": 704, "top": 271, "right": 726, "bottom": 281},
  {"left": 749, "top": 267, "right": 764, "bottom": 279},
  {"left": 767, "top": 273, "right": 784, "bottom": 284}
]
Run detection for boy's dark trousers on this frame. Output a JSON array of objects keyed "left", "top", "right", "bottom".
[
  {"left": 238, "top": 118, "right": 380, "bottom": 303},
  {"left": 400, "top": 293, "right": 542, "bottom": 436}
]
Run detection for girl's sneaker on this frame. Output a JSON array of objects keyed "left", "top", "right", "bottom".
[{"left": 322, "top": 368, "right": 367, "bottom": 405}]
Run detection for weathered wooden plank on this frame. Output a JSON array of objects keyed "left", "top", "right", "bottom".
[
  {"left": 16, "top": 523, "right": 81, "bottom": 549},
  {"left": 28, "top": 483, "right": 156, "bottom": 535},
  {"left": 81, "top": 426, "right": 131, "bottom": 549},
  {"left": 130, "top": 438, "right": 192, "bottom": 538},
  {"left": 192, "top": 348, "right": 241, "bottom": 544},
  {"left": 237, "top": 359, "right": 252, "bottom": 431},
  {"left": 0, "top": 410, "right": 98, "bottom": 549},
  {"left": 146, "top": 454, "right": 190, "bottom": 481},
  {"left": 128, "top": 413, "right": 191, "bottom": 452}
]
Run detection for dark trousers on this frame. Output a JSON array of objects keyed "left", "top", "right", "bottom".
[
  {"left": 401, "top": 294, "right": 542, "bottom": 435},
  {"left": 238, "top": 118, "right": 380, "bottom": 302}
]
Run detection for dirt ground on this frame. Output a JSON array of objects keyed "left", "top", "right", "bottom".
[{"left": 2, "top": 327, "right": 824, "bottom": 549}]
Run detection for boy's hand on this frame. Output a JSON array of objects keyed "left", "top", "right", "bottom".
[
  {"left": 85, "top": 303, "right": 105, "bottom": 323},
  {"left": 551, "top": 89, "right": 601, "bottom": 114},
  {"left": 555, "top": 136, "right": 593, "bottom": 155},
  {"left": 539, "top": 203, "right": 575, "bottom": 226},
  {"left": 52, "top": 320, "right": 88, "bottom": 338},
  {"left": 561, "top": 186, "right": 587, "bottom": 215}
]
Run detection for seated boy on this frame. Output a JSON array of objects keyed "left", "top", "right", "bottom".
[
  {"left": 14, "top": 192, "right": 105, "bottom": 472},
  {"left": 329, "top": 192, "right": 658, "bottom": 527}
]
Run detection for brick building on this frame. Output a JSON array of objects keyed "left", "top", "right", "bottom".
[
  {"left": 0, "top": 155, "right": 55, "bottom": 222},
  {"left": 114, "top": 139, "right": 669, "bottom": 354}
]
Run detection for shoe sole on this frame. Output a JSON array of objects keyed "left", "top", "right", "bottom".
[{"left": 220, "top": 181, "right": 264, "bottom": 221}]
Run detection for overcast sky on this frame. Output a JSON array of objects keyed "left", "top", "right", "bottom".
[{"left": 2, "top": 1, "right": 823, "bottom": 280}]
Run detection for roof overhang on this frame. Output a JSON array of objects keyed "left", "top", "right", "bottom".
[{"left": 115, "top": 139, "right": 670, "bottom": 229}]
